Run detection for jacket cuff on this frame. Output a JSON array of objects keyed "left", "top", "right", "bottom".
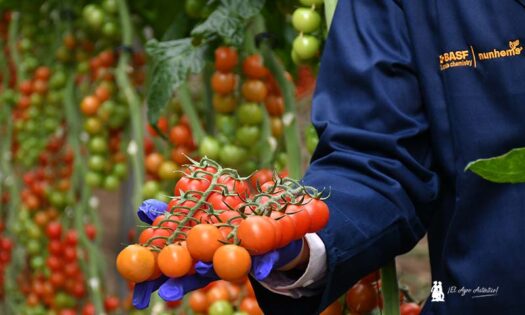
[{"left": 257, "top": 233, "right": 328, "bottom": 298}]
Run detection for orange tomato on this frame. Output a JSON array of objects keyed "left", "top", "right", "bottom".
[
  {"left": 212, "top": 245, "right": 251, "bottom": 282},
  {"left": 157, "top": 244, "right": 193, "bottom": 278},
  {"left": 116, "top": 244, "right": 156, "bottom": 283}
]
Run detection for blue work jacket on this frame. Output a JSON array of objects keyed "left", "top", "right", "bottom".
[{"left": 252, "top": 0, "right": 525, "bottom": 314}]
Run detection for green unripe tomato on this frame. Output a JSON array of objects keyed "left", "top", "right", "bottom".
[
  {"left": 238, "top": 103, "right": 263, "bottom": 125},
  {"left": 199, "top": 136, "right": 221, "bottom": 160},
  {"left": 26, "top": 223, "right": 41, "bottom": 239},
  {"left": 292, "top": 8, "right": 321, "bottom": 33},
  {"left": 86, "top": 172, "right": 103, "bottom": 187},
  {"left": 84, "top": 5, "right": 104, "bottom": 30},
  {"left": 56, "top": 46, "right": 71, "bottom": 63},
  {"left": 84, "top": 117, "right": 103, "bottom": 135},
  {"left": 30, "top": 93, "right": 44, "bottom": 107},
  {"left": 44, "top": 118, "right": 59, "bottom": 133},
  {"left": 88, "top": 155, "right": 107, "bottom": 172},
  {"left": 50, "top": 191, "right": 66, "bottom": 208},
  {"left": 47, "top": 90, "right": 63, "bottom": 105},
  {"left": 208, "top": 300, "right": 234, "bottom": 315},
  {"left": 77, "top": 61, "right": 90, "bottom": 74},
  {"left": 30, "top": 256, "right": 45, "bottom": 269},
  {"left": 108, "top": 105, "right": 128, "bottom": 129},
  {"left": 89, "top": 136, "right": 108, "bottom": 154},
  {"left": 102, "top": 0, "right": 118, "bottom": 14},
  {"left": 49, "top": 71, "right": 67, "bottom": 89},
  {"left": 293, "top": 35, "right": 320, "bottom": 60},
  {"left": 98, "top": 100, "right": 115, "bottom": 122},
  {"left": 102, "top": 22, "right": 118, "bottom": 38},
  {"left": 299, "top": 0, "right": 324, "bottom": 5},
  {"left": 235, "top": 125, "right": 261, "bottom": 147},
  {"left": 185, "top": 0, "right": 206, "bottom": 18},
  {"left": 233, "top": 312, "right": 249, "bottom": 315},
  {"left": 27, "top": 239, "right": 40, "bottom": 255},
  {"left": 158, "top": 161, "right": 179, "bottom": 180},
  {"left": 19, "top": 38, "right": 32, "bottom": 52},
  {"left": 54, "top": 292, "right": 76, "bottom": 309},
  {"left": 24, "top": 56, "right": 39, "bottom": 72},
  {"left": 143, "top": 180, "right": 161, "bottom": 199},
  {"left": 113, "top": 162, "right": 128, "bottom": 178},
  {"left": 305, "top": 124, "right": 319, "bottom": 154},
  {"left": 216, "top": 114, "right": 237, "bottom": 137},
  {"left": 219, "top": 144, "right": 246, "bottom": 167},
  {"left": 103, "top": 175, "right": 120, "bottom": 191}
]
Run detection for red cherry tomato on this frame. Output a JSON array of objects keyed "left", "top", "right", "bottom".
[
  {"left": 270, "top": 211, "right": 296, "bottom": 248},
  {"left": 303, "top": 197, "right": 329, "bottom": 233},
  {"left": 237, "top": 216, "right": 277, "bottom": 255},
  {"left": 285, "top": 205, "right": 312, "bottom": 240},
  {"left": 243, "top": 55, "right": 268, "bottom": 79},
  {"left": 215, "top": 46, "right": 238, "bottom": 72},
  {"left": 400, "top": 303, "right": 422, "bottom": 315},
  {"left": 174, "top": 177, "right": 211, "bottom": 196}
]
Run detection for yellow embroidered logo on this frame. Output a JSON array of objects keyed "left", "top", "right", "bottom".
[
  {"left": 439, "top": 39, "right": 523, "bottom": 71},
  {"left": 478, "top": 40, "right": 523, "bottom": 60}
]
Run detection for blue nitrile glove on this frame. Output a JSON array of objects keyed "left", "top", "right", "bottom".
[
  {"left": 158, "top": 261, "right": 219, "bottom": 302},
  {"left": 251, "top": 239, "right": 304, "bottom": 281},
  {"left": 132, "top": 276, "right": 169, "bottom": 309},
  {"left": 137, "top": 199, "right": 168, "bottom": 224}
]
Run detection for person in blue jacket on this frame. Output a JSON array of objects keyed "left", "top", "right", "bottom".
[
  {"left": 132, "top": 0, "right": 525, "bottom": 314},
  {"left": 250, "top": 0, "right": 525, "bottom": 313}
]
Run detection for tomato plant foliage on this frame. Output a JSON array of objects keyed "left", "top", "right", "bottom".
[
  {"left": 191, "top": 0, "right": 265, "bottom": 45},
  {"left": 146, "top": 38, "right": 207, "bottom": 124},
  {"left": 146, "top": 0, "right": 265, "bottom": 125}
]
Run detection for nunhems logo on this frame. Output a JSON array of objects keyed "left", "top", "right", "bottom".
[{"left": 477, "top": 40, "right": 523, "bottom": 61}]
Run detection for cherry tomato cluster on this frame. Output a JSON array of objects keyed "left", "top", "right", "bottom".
[
  {"left": 18, "top": 135, "right": 73, "bottom": 213},
  {"left": 81, "top": 49, "right": 130, "bottom": 190},
  {"left": 142, "top": 114, "right": 197, "bottom": 200},
  {"left": 188, "top": 280, "right": 263, "bottom": 315},
  {"left": 18, "top": 223, "right": 85, "bottom": 312},
  {"left": 13, "top": 66, "right": 67, "bottom": 167},
  {"left": 291, "top": 0, "right": 324, "bottom": 64},
  {"left": 202, "top": 47, "right": 291, "bottom": 174},
  {"left": 82, "top": 0, "right": 121, "bottom": 43},
  {"left": 117, "top": 157, "right": 329, "bottom": 289}
]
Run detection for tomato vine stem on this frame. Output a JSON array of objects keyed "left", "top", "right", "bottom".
[
  {"left": 63, "top": 72, "right": 105, "bottom": 314},
  {"left": 178, "top": 81, "right": 206, "bottom": 144},
  {"left": 116, "top": 0, "right": 145, "bottom": 212},
  {"left": 260, "top": 45, "right": 303, "bottom": 179},
  {"left": 381, "top": 259, "right": 401, "bottom": 315}
]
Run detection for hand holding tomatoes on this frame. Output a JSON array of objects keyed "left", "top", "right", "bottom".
[{"left": 116, "top": 157, "right": 330, "bottom": 307}]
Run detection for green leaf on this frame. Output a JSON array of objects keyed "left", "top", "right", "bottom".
[
  {"left": 145, "top": 38, "right": 207, "bottom": 124},
  {"left": 465, "top": 147, "right": 525, "bottom": 183},
  {"left": 191, "top": 0, "right": 265, "bottom": 46}
]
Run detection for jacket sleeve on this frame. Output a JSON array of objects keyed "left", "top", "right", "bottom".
[{"left": 252, "top": 0, "right": 440, "bottom": 314}]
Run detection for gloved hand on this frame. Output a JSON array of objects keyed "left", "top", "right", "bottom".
[
  {"left": 132, "top": 276, "right": 168, "bottom": 309},
  {"left": 137, "top": 199, "right": 167, "bottom": 224},
  {"left": 132, "top": 261, "right": 218, "bottom": 309},
  {"left": 158, "top": 261, "right": 219, "bottom": 301},
  {"left": 251, "top": 239, "right": 304, "bottom": 281},
  {"left": 132, "top": 240, "right": 304, "bottom": 308}
]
